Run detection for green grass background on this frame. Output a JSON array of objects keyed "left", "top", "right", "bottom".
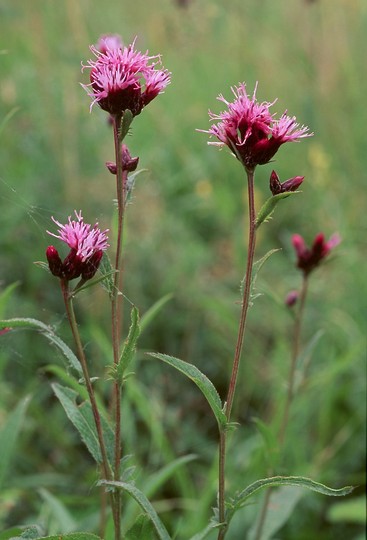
[{"left": 0, "top": 0, "right": 366, "bottom": 538}]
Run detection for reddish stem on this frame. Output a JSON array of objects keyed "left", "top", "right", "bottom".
[{"left": 217, "top": 167, "right": 257, "bottom": 540}]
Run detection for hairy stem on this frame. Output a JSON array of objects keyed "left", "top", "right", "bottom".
[
  {"left": 217, "top": 167, "right": 257, "bottom": 540},
  {"left": 253, "top": 274, "right": 309, "bottom": 540}
]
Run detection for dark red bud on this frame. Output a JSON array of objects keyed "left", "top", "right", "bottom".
[
  {"left": 63, "top": 250, "right": 83, "bottom": 280},
  {"left": 81, "top": 250, "right": 104, "bottom": 280},
  {"left": 285, "top": 290, "right": 299, "bottom": 307},
  {"left": 269, "top": 170, "right": 282, "bottom": 195},
  {"left": 270, "top": 171, "right": 305, "bottom": 196},
  {"left": 46, "top": 246, "right": 64, "bottom": 277},
  {"left": 281, "top": 175, "right": 304, "bottom": 192}
]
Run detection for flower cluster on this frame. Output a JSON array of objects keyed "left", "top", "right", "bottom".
[
  {"left": 292, "top": 232, "right": 340, "bottom": 275},
  {"left": 201, "top": 83, "right": 312, "bottom": 169},
  {"left": 46, "top": 211, "right": 109, "bottom": 281},
  {"left": 82, "top": 36, "right": 171, "bottom": 117}
]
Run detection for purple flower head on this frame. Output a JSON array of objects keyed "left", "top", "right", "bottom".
[
  {"left": 96, "top": 34, "right": 124, "bottom": 54},
  {"left": 200, "top": 83, "right": 312, "bottom": 170},
  {"left": 46, "top": 211, "right": 109, "bottom": 281},
  {"left": 292, "top": 232, "right": 341, "bottom": 276},
  {"left": 269, "top": 170, "right": 304, "bottom": 195},
  {"left": 82, "top": 37, "right": 171, "bottom": 117}
]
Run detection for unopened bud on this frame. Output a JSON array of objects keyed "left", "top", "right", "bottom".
[
  {"left": 270, "top": 170, "right": 304, "bottom": 196},
  {"left": 81, "top": 250, "right": 104, "bottom": 280},
  {"left": 285, "top": 290, "right": 299, "bottom": 307},
  {"left": 46, "top": 246, "right": 63, "bottom": 277},
  {"left": 121, "top": 144, "right": 139, "bottom": 172},
  {"left": 106, "top": 161, "right": 117, "bottom": 175}
]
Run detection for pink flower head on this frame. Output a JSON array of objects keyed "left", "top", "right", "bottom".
[
  {"left": 269, "top": 170, "right": 304, "bottom": 195},
  {"left": 81, "top": 37, "right": 171, "bottom": 117},
  {"left": 200, "top": 83, "right": 312, "bottom": 169},
  {"left": 292, "top": 232, "right": 341, "bottom": 275},
  {"left": 96, "top": 34, "right": 124, "bottom": 54},
  {"left": 46, "top": 211, "right": 109, "bottom": 281}
]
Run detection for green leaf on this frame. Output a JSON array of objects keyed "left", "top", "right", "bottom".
[
  {"left": 126, "top": 515, "right": 158, "bottom": 540},
  {"left": 0, "top": 396, "right": 30, "bottom": 489},
  {"left": 140, "top": 294, "right": 173, "bottom": 334},
  {"left": 52, "top": 384, "right": 114, "bottom": 466},
  {"left": 0, "top": 318, "right": 82, "bottom": 376},
  {"left": 255, "top": 191, "right": 300, "bottom": 229},
  {"left": 119, "top": 109, "right": 134, "bottom": 141},
  {"left": 148, "top": 353, "right": 227, "bottom": 429},
  {"left": 119, "top": 306, "right": 141, "bottom": 376},
  {"left": 98, "top": 480, "right": 171, "bottom": 540},
  {"left": 229, "top": 476, "right": 353, "bottom": 524}
]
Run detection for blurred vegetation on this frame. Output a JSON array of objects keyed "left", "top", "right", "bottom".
[{"left": 0, "top": 0, "right": 365, "bottom": 539}]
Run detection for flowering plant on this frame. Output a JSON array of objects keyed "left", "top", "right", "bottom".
[{"left": 0, "top": 34, "right": 353, "bottom": 540}]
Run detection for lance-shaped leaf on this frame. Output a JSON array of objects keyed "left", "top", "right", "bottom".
[
  {"left": 0, "top": 318, "right": 82, "bottom": 376},
  {"left": 17, "top": 535, "right": 101, "bottom": 540},
  {"left": 227, "top": 476, "right": 353, "bottom": 525},
  {"left": 255, "top": 191, "right": 300, "bottom": 229},
  {"left": 126, "top": 515, "right": 158, "bottom": 540},
  {"left": 148, "top": 353, "right": 227, "bottom": 429},
  {"left": 98, "top": 480, "right": 171, "bottom": 540},
  {"left": 52, "top": 384, "right": 114, "bottom": 467}
]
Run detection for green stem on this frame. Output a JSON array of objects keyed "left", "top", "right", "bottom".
[
  {"left": 111, "top": 114, "right": 128, "bottom": 540},
  {"left": 253, "top": 274, "right": 309, "bottom": 540},
  {"left": 217, "top": 167, "right": 257, "bottom": 540}
]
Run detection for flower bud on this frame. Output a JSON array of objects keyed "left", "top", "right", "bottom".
[
  {"left": 81, "top": 250, "right": 104, "bottom": 280},
  {"left": 106, "top": 161, "right": 117, "bottom": 175},
  {"left": 270, "top": 170, "right": 304, "bottom": 195},
  {"left": 285, "top": 290, "right": 299, "bottom": 307},
  {"left": 121, "top": 144, "right": 139, "bottom": 172},
  {"left": 46, "top": 246, "right": 63, "bottom": 277}
]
